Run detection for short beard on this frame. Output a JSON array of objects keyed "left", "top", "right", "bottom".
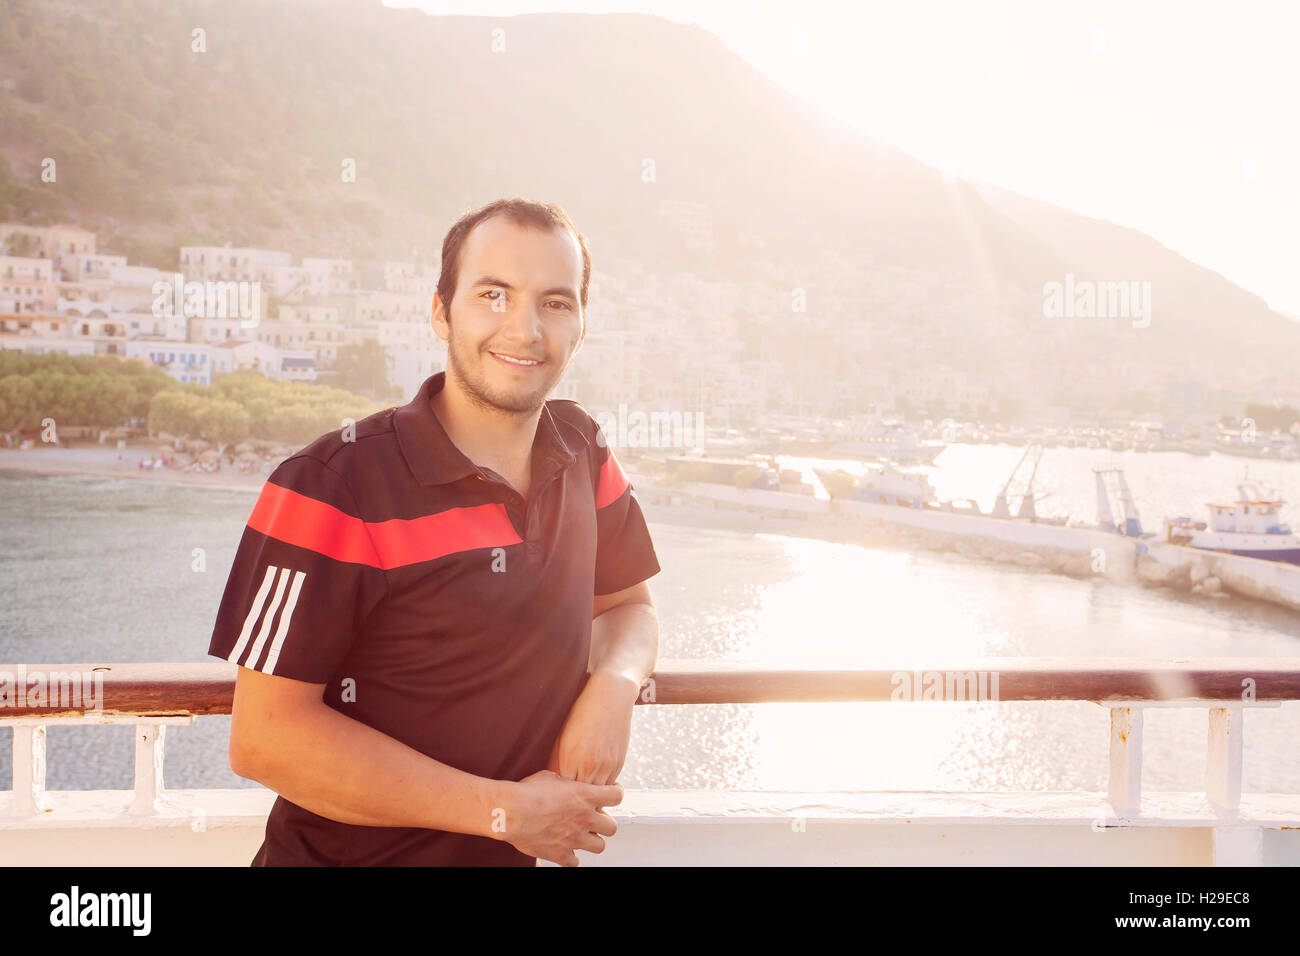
[{"left": 445, "top": 319, "right": 559, "bottom": 417}]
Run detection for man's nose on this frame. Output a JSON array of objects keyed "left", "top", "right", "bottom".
[{"left": 499, "top": 299, "right": 543, "bottom": 343}]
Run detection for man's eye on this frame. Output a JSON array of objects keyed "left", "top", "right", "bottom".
[
  {"left": 482, "top": 290, "right": 503, "bottom": 301},
  {"left": 548, "top": 300, "right": 571, "bottom": 310}
]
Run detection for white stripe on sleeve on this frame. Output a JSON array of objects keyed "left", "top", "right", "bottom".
[
  {"left": 227, "top": 564, "right": 279, "bottom": 667},
  {"left": 243, "top": 566, "right": 291, "bottom": 670},
  {"left": 262, "top": 570, "right": 306, "bottom": 676}
]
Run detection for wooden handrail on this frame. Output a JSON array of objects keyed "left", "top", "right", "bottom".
[{"left": 2, "top": 659, "right": 1300, "bottom": 717}]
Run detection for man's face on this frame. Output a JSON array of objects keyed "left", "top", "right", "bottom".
[{"left": 433, "top": 216, "right": 584, "bottom": 415}]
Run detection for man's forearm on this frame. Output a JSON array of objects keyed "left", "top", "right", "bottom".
[
  {"left": 235, "top": 698, "right": 512, "bottom": 838},
  {"left": 588, "top": 601, "right": 659, "bottom": 695}
]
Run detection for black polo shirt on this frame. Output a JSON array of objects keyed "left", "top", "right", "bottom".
[{"left": 208, "top": 371, "right": 660, "bottom": 866}]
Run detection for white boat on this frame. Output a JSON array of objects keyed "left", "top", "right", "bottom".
[
  {"left": 1165, "top": 482, "right": 1300, "bottom": 565},
  {"left": 814, "top": 449, "right": 1064, "bottom": 523},
  {"left": 817, "top": 462, "right": 970, "bottom": 509}
]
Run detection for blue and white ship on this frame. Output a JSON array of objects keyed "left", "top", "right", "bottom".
[{"left": 1165, "top": 482, "right": 1300, "bottom": 565}]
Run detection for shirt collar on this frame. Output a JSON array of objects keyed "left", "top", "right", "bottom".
[{"left": 394, "top": 371, "right": 589, "bottom": 487}]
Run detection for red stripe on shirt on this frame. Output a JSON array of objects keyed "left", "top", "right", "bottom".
[
  {"left": 248, "top": 482, "right": 380, "bottom": 566},
  {"left": 595, "top": 450, "right": 629, "bottom": 509},
  {"left": 248, "top": 481, "right": 522, "bottom": 569},
  {"left": 367, "top": 504, "right": 522, "bottom": 569}
]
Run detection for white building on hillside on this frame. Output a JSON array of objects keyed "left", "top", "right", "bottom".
[
  {"left": 63, "top": 253, "right": 128, "bottom": 283},
  {"left": 301, "top": 258, "right": 356, "bottom": 295},
  {"left": 211, "top": 339, "right": 283, "bottom": 377},
  {"left": 179, "top": 246, "right": 291, "bottom": 283},
  {"left": 109, "top": 265, "right": 177, "bottom": 313},
  {"left": 0, "top": 256, "right": 58, "bottom": 313},
  {"left": 126, "top": 336, "right": 214, "bottom": 385},
  {"left": 280, "top": 352, "right": 317, "bottom": 382},
  {"left": 0, "top": 312, "right": 86, "bottom": 357},
  {"left": 0, "top": 223, "right": 96, "bottom": 276},
  {"left": 118, "top": 310, "right": 187, "bottom": 341}
]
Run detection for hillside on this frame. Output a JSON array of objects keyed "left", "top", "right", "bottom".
[{"left": 2, "top": 0, "right": 1296, "bottom": 404}]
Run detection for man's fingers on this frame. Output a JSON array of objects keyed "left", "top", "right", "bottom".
[
  {"left": 558, "top": 850, "right": 579, "bottom": 867},
  {"left": 560, "top": 748, "right": 586, "bottom": 782},
  {"left": 575, "top": 831, "right": 606, "bottom": 854},
  {"left": 557, "top": 750, "right": 581, "bottom": 781},
  {"left": 587, "top": 781, "right": 624, "bottom": 807},
  {"left": 588, "top": 809, "right": 617, "bottom": 837}
]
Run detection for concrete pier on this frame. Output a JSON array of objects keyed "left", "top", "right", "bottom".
[
  {"left": 634, "top": 476, "right": 1300, "bottom": 615},
  {"left": 831, "top": 497, "right": 1141, "bottom": 580},
  {"left": 1140, "top": 542, "right": 1300, "bottom": 612}
]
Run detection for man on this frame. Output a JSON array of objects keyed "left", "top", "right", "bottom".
[{"left": 208, "top": 198, "right": 661, "bottom": 866}]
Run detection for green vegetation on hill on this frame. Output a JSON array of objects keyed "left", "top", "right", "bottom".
[
  {"left": 0, "top": 0, "right": 462, "bottom": 265},
  {"left": 174, "top": 370, "right": 380, "bottom": 447},
  {"left": 0, "top": 353, "right": 378, "bottom": 447},
  {"left": 0, "top": 351, "right": 174, "bottom": 431},
  {"left": 325, "top": 340, "right": 404, "bottom": 403}
]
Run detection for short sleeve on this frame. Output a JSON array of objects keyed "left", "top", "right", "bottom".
[
  {"left": 208, "top": 454, "right": 387, "bottom": 683},
  {"left": 592, "top": 443, "right": 661, "bottom": 596}
]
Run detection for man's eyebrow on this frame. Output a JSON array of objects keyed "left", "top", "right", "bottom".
[{"left": 470, "top": 276, "right": 577, "bottom": 299}]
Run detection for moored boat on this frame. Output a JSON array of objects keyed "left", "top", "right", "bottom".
[{"left": 1165, "top": 482, "right": 1300, "bottom": 565}]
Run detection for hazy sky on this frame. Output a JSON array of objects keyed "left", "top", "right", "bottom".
[{"left": 390, "top": 0, "right": 1299, "bottom": 317}]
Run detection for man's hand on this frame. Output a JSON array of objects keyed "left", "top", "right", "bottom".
[
  {"left": 547, "top": 670, "right": 640, "bottom": 785},
  {"left": 500, "top": 771, "right": 622, "bottom": 866}
]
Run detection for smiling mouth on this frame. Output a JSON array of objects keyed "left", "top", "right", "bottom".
[{"left": 488, "top": 351, "right": 544, "bottom": 368}]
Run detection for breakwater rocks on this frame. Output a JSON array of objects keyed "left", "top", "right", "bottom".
[{"left": 1140, "top": 543, "right": 1300, "bottom": 611}]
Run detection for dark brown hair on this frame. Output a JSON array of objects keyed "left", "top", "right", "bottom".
[{"left": 437, "top": 198, "right": 591, "bottom": 318}]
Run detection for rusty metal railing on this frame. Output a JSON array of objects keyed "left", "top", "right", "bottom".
[{"left": 4, "top": 659, "right": 1300, "bottom": 822}]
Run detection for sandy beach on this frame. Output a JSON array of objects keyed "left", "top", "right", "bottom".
[
  {"left": 0, "top": 445, "right": 853, "bottom": 541},
  {"left": 0, "top": 446, "right": 269, "bottom": 491}
]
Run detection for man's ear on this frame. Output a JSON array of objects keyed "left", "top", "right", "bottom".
[
  {"left": 431, "top": 292, "right": 450, "bottom": 343},
  {"left": 573, "top": 311, "right": 586, "bottom": 355}
]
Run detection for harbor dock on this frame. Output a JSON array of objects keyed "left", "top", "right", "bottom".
[{"left": 634, "top": 469, "right": 1300, "bottom": 615}]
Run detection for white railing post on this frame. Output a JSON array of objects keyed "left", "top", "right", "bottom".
[
  {"left": 1205, "top": 706, "right": 1263, "bottom": 864},
  {"left": 11, "top": 724, "right": 52, "bottom": 816},
  {"left": 1107, "top": 705, "right": 1143, "bottom": 816},
  {"left": 1205, "top": 706, "right": 1243, "bottom": 812},
  {"left": 129, "top": 723, "right": 168, "bottom": 815}
]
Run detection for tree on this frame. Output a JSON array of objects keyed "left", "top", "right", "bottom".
[
  {"left": 148, "top": 389, "right": 204, "bottom": 439},
  {"left": 196, "top": 400, "right": 250, "bottom": 458},
  {"left": 274, "top": 403, "right": 327, "bottom": 446},
  {"left": 332, "top": 340, "right": 392, "bottom": 399},
  {"left": 0, "top": 376, "right": 41, "bottom": 434},
  {"left": 83, "top": 374, "right": 135, "bottom": 430}
]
